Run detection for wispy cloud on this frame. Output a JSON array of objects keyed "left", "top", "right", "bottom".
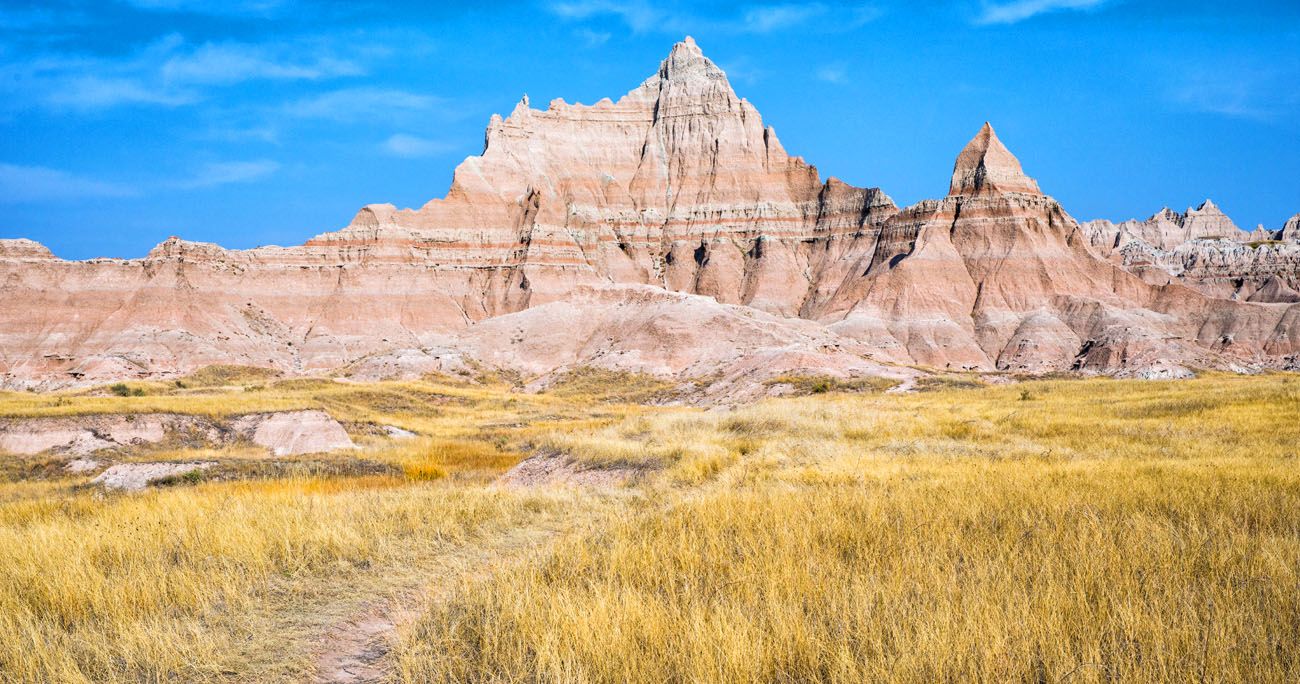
[
  {"left": 1168, "top": 64, "right": 1300, "bottom": 121},
  {"left": 547, "top": 1, "right": 882, "bottom": 35},
  {"left": 161, "top": 41, "right": 363, "bottom": 86},
  {"left": 45, "top": 75, "right": 199, "bottom": 109},
  {"left": 382, "top": 134, "right": 454, "bottom": 158},
  {"left": 816, "top": 63, "right": 847, "bottom": 84},
  {"left": 575, "top": 28, "right": 612, "bottom": 47},
  {"left": 173, "top": 160, "right": 280, "bottom": 189},
  {"left": 0, "top": 163, "right": 138, "bottom": 203},
  {"left": 0, "top": 32, "right": 369, "bottom": 113},
  {"left": 740, "top": 4, "right": 825, "bottom": 33},
  {"left": 548, "top": 1, "right": 662, "bottom": 32},
  {"left": 122, "top": 0, "right": 289, "bottom": 18},
  {"left": 285, "top": 87, "right": 443, "bottom": 122},
  {"left": 974, "top": 0, "right": 1111, "bottom": 25}
]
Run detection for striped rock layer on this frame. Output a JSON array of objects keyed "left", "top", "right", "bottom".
[{"left": 1, "top": 37, "right": 1298, "bottom": 388}]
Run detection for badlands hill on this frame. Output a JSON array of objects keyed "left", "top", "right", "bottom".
[{"left": 2, "top": 37, "right": 1298, "bottom": 391}]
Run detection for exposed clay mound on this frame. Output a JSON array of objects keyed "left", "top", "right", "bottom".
[
  {"left": 0, "top": 414, "right": 214, "bottom": 456},
  {"left": 0, "top": 410, "right": 354, "bottom": 457},
  {"left": 232, "top": 410, "right": 356, "bottom": 456},
  {"left": 91, "top": 462, "right": 214, "bottom": 492},
  {"left": 496, "top": 451, "right": 645, "bottom": 489},
  {"left": 0, "top": 37, "right": 1296, "bottom": 389}
]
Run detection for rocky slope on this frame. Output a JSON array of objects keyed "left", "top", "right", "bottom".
[{"left": 1, "top": 37, "right": 1297, "bottom": 390}]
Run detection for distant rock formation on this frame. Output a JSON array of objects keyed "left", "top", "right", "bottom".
[
  {"left": 1, "top": 37, "right": 1297, "bottom": 390},
  {"left": 1083, "top": 205, "right": 1300, "bottom": 303}
]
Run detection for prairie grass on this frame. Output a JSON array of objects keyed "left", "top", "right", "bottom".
[
  {"left": 0, "top": 477, "right": 579, "bottom": 683},
  {"left": 2, "top": 372, "right": 1298, "bottom": 682},
  {"left": 396, "top": 373, "right": 1300, "bottom": 683}
]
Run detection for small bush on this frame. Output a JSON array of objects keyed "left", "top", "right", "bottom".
[
  {"left": 764, "top": 374, "right": 899, "bottom": 396},
  {"left": 108, "top": 383, "right": 141, "bottom": 397}
]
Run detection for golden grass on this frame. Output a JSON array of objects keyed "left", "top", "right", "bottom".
[
  {"left": 2, "top": 372, "right": 1298, "bottom": 682},
  {"left": 395, "top": 373, "right": 1300, "bottom": 683},
  {"left": 0, "top": 478, "right": 574, "bottom": 683},
  {"left": 544, "top": 367, "right": 681, "bottom": 404}
]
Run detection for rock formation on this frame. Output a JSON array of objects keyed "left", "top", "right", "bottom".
[
  {"left": 1083, "top": 206, "right": 1300, "bottom": 303},
  {"left": 1, "top": 37, "right": 1298, "bottom": 391}
]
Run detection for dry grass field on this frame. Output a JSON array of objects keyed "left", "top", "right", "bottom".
[{"left": 1, "top": 370, "right": 1297, "bottom": 682}]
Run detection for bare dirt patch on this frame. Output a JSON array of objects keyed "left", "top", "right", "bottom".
[{"left": 495, "top": 451, "right": 647, "bottom": 489}]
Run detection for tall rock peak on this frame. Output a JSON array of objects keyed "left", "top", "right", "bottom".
[
  {"left": 655, "top": 36, "right": 730, "bottom": 87},
  {"left": 1192, "top": 199, "right": 1223, "bottom": 214},
  {"left": 948, "top": 122, "right": 1043, "bottom": 198}
]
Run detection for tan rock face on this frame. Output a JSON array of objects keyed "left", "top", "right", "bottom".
[{"left": 1, "top": 37, "right": 1298, "bottom": 388}]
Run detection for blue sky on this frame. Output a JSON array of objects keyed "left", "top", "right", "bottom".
[{"left": 1, "top": 0, "right": 1297, "bottom": 259}]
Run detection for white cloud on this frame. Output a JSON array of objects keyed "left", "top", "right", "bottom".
[
  {"left": 0, "top": 32, "right": 369, "bottom": 113},
  {"left": 548, "top": 1, "right": 662, "bottom": 33},
  {"left": 742, "top": 4, "right": 825, "bottom": 33},
  {"left": 816, "top": 63, "right": 847, "bottom": 84},
  {"left": 44, "top": 75, "right": 199, "bottom": 109},
  {"left": 0, "top": 163, "right": 138, "bottom": 203},
  {"left": 974, "top": 0, "right": 1111, "bottom": 25},
  {"left": 546, "top": 1, "right": 881, "bottom": 35},
  {"left": 122, "top": 0, "right": 289, "bottom": 17},
  {"left": 382, "top": 134, "right": 454, "bottom": 158},
  {"left": 1169, "top": 66, "right": 1300, "bottom": 121},
  {"left": 285, "top": 87, "right": 443, "bottom": 122},
  {"left": 173, "top": 160, "right": 279, "bottom": 189},
  {"left": 161, "top": 42, "right": 363, "bottom": 86}
]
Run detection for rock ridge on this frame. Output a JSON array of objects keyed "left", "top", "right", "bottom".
[{"left": 1, "top": 37, "right": 1298, "bottom": 390}]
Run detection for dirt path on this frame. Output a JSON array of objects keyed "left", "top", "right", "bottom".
[
  {"left": 312, "top": 601, "right": 412, "bottom": 683},
  {"left": 308, "top": 524, "right": 564, "bottom": 684}
]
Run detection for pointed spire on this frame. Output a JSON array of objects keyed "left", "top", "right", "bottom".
[
  {"left": 948, "top": 122, "right": 1042, "bottom": 198},
  {"left": 658, "top": 35, "right": 728, "bottom": 85},
  {"left": 1193, "top": 199, "right": 1222, "bottom": 214}
]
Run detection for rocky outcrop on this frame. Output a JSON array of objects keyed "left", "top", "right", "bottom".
[
  {"left": 232, "top": 410, "right": 355, "bottom": 456},
  {"left": 1082, "top": 206, "right": 1300, "bottom": 303},
  {"left": 1283, "top": 214, "right": 1300, "bottom": 242},
  {"left": 805, "top": 125, "right": 1298, "bottom": 374},
  {"left": 1, "top": 37, "right": 1298, "bottom": 388},
  {"left": 0, "top": 410, "right": 354, "bottom": 457},
  {"left": 91, "top": 462, "right": 214, "bottom": 491}
]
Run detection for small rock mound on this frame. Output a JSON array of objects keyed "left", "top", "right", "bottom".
[
  {"left": 496, "top": 452, "right": 645, "bottom": 489},
  {"left": 234, "top": 410, "right": 356, "bottom": 456},
  {"left": 64, "top": 458, "right": 103, "bottom": 473},
  {"left": 91, "top": 462, "right": 214, "bottom": 491}
]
